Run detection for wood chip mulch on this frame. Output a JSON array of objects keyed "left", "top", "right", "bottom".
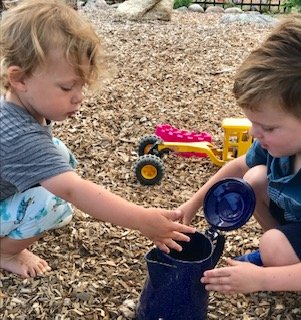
[{"left": 1, "top": 7, "right": 300, "bottom": 320}]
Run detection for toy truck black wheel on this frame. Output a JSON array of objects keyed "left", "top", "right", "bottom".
[
  {"left": 134, "top": 154, "right": 165, "bottom": 185},
  {"left": 138, "top": 135, "right": 161, "bottom": 156}
]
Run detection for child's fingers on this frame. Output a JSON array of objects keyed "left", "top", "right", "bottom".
[
  {"left": 164, "top": 239, "right": 182, "bottom": 252},
  {"left": 173, "top": 222, "right": 196, "bottom": 235},
  {"left": 203, "top": 267, "right": 231, "bottom": 278},
  {"left": 162, "top": 209, "right": 182, "bottom": 221},
  {"left": 201, "top": 274, "right": 229, "bottom": 284},
  {"left": 154, "top": 241, "right": 170, "bottom": 254},
  {"left": 201, "top": 272, "right": 235, "bottom": 293},
  {"left": 204, "top": 283, "right": 235, "bottom": 294},
  {"left": 182, "top": 217, "right": 192, "bottom": 226},
  {"left": 155, "top": 239, "right": 183, "bottom": 253},
  {"left": 169, "top": 230, "right": 191, "bottom": 243},
  {"left": 226, "top": 258, "right": 243, "bottom": 266}
]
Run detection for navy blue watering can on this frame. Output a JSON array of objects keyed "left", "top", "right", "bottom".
[{"left": 136, "top": 178, "right": 256, "bottom": 320}]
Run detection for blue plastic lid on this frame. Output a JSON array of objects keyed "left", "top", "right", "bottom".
[{"left": 203, "top": 178, "right": 255, "bottom": 231}]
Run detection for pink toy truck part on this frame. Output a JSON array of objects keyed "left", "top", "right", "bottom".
[{"left": 155, "top": 124, "right": 212, "bottom": 158}]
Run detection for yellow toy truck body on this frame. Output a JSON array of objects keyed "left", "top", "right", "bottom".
[{"left": 134, "top": 118, "right": 253, "bottom": 185}]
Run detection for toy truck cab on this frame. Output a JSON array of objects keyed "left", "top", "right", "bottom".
[{"left": 222, "top": 118, "right": 252, "bottom": 162}]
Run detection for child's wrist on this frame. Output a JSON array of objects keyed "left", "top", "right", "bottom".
[
  {"left": 256, "top": 267, "right": 268, "bottom": 291},
  {"left": 135, "top": 207, "right": 151, "bottom": 233}
]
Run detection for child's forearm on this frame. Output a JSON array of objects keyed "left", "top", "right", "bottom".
[
  {"left": 260, "top": 263, "right": 301, "bottom": 291},
  {"left": 69, "top": 179, "right": 148, "bottom": 230},
  {"left": 183, "top": 156, "right": 249, "bottom": 216},
  {"left": 42, "top": 172, "right": 150, "bottom": 230}
]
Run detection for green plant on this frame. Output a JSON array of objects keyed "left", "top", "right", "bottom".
[
  {"left": 260, "top": 4, "right": 271, "bottom": 13},
  {"left": 224, "top": 1, "right": 236, "bottom": 9},
  {"left": 283, "top": 0, "right": 301, "bottom": 12},
  {"left": 173, "top": 0, "right": 192, "bottom": 9}
]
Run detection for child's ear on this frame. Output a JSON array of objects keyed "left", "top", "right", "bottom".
[{"left": 7, "top": 66, "right": 27, "bottom": 91}]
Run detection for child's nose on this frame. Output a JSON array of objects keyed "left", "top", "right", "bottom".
[
  {"left": 249, "top": 125, "right": 261, "bottom": 139},
  {"left": 72, "top": 90, "right": 84, "bottom": 104}
]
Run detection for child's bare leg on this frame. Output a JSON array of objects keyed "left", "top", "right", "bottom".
[
  {"left": 0, "top": 235, "right": 51, "bottom": 278},
  {"left": 243, "top": 165, "right": 300, "bottom": 267},
  {"left": 259, "top": 229, "right": 300, "bottom": 266},
  {"left": 243, "top": 165, "right": 279, "bottom": 231}
]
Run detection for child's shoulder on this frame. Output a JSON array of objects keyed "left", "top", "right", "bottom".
[
  {"left": 1, "top": 100, "right": 46, "bottom": 138},
  {"left": 1, "top": 100, "right": 29, "bottom": 117}
]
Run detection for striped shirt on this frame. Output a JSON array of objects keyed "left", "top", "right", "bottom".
[{"left": 0, "top": 101, "right": 73, "bottom": 200}]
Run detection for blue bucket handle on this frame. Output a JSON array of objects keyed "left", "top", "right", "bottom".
[{"left": 210, "top": 234, "right": 225, "bottom": 269}]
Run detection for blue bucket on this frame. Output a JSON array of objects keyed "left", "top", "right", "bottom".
[
  {"left": 136, "top": 178, "right": 255, "bottom": 320},
  {"left": 136, "top": 232, "right": 225, "bottom": 320}
]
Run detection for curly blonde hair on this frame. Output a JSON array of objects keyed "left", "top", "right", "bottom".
[{"left": 0, "top": 0, "right": 109, "bottom": 94}]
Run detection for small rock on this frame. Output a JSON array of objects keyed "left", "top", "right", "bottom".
[
  {"left": 176, "top": 6, "right": 189, "bottom": 12},
  {"left": 188, "top": 4, "right": 204, "bottom": 12},
  {"left": 205, "top": 6, "right": 225, "bottom": 13},
  {"left": 224, "top": 7, "right": 243, "bottom": 13}
]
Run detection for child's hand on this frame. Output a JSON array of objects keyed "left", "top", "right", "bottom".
[
  {"left": 139, "top": 208, "right": 196, "bottom": 254},
  {"left": 201, "top": 258, "right": 263, "bottom": 294},
  {"left": 177, "top": 203, "right": 199, "bottom": 226}
]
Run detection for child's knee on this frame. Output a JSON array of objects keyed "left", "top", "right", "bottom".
[
  {"left": 42, "top": 190, "right": 74, "bottom": 231},
  {"left": 243, "top": 165, "right": 267, "bottom": 193},
  {"left": 260, "top": 229, "right": 297, "bottom": 266},
  {"left": 52, "top": 137, "right": 78, "bottom": 168},
  {"left": 1, "top": 187, "right": 73, "bottom": 240}
]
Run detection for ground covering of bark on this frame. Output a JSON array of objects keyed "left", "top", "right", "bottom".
[{"left": 1, "top": 8, "right": 300, "bottom": 320}]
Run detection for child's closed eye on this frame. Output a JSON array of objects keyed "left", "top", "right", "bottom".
[
  {"left": 60, "top": 86, "right": 72, "bottom": 92},
  {"left": 262, "top": 126, "right": 275, "bottom": 132}
]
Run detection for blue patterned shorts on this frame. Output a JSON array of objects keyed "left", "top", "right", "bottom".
[{"left": 0, "top": 138, "right": 77, "bottom": 240}]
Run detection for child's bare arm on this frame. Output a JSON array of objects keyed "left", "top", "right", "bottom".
[
  {"left": 201, "top": 258, "right": 301, "bottom": 293},
  {"left": 41, "top": 171, "right": 195, "bottom": 253},
  {"left": 180, "top": 155, "right": 250, "bottom": 225}
]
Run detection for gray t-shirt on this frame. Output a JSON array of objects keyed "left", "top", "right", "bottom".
[{"left": 0, "top": 101, "right": 73, "bottom": 200}]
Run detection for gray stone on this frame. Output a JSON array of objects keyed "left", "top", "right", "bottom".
[
  {"left": 224, "top": 7, "right": 243, "bottom": 14},
  {"left": 95, "top": 0, "right": 109, "bottom": 9},
  {"left": 176, "top": 6, "right": 189, "bottom": 12},
  {"left": 245, "top": 10, "right": 261, "bottom": 14},
  {"left": 188, "top": 4, "right": 204, "bottom": 12},
  {"left": 142, "top": 0, "right": 174, "bottom": 21},
  {"left": 220, "top": 12, "right": 277, "bottom": 25},
  {"left": 115, "top": 0, "right": 160, "bottom": 20},
  {"left": 205, "top": 6, "right": 225, "bottom": 13},
  {"left": 115, "top": 0, "right": 173, "bottom": 21}
]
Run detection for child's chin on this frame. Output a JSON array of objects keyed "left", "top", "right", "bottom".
[
  {"left": 55, "top": 117, "right": 68, "bottom": 122},
  {"left": 268, "top": 150, "right": 290, "bottom": 158}
]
